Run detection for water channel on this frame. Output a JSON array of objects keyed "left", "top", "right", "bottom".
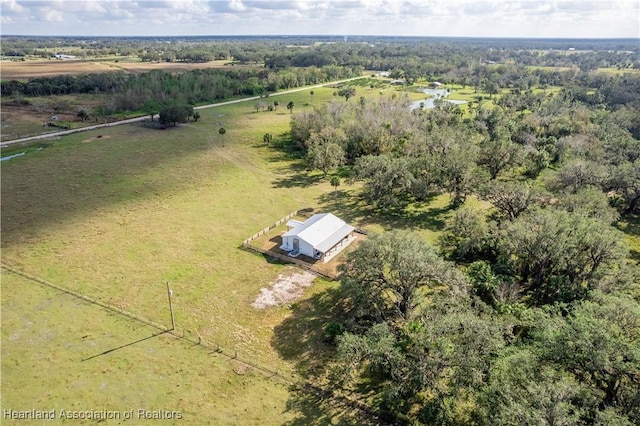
[{"left": 410, "top": 88, "right": 468, "bottom": 110}]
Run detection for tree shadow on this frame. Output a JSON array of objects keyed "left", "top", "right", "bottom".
[
  {"left": 1, "top": 122, "right": 215, "bottom": 246},
  {"left": 316, "top": 191, "right": 451, "bottom": 233},
  {"left": 272, "top": 287, "right": 344, "bottom": 374},
  {"left": 615, "top": 213, "right": 640, "bottom": 265},
  {"left": 283, "top": 384, "right": 383, "bottom": 426},
  {"left": 272, "top": 173, "right": 324, "bottom": 189},
  {"left": 272, "top": 287, "right": 380, "bottom": 423}
]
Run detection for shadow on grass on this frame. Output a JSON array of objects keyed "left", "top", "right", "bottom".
[
  {"left": 1, "top": 122, "right": 214, "bottom": 246},
  {"left": 283, "top": 384, "right": 383, "bottom": 426},
  {"left": 272, "top": 288, "right": 343, "bottom": 370},
  {"left": 272, "top": 172, "right": 324, "bottom": 189},
  {"left": 616, "top": 213, "right": 640, "bottom": 265},
  {"left": 271, "top": 287, "right": 381, "bottom": 424},
  {"left": 317, "top": 191, "right": 451, "bottom": 233},
  {"left": 272, "top": 286, "right": 388, "bottom": 425},
  {"left": 82, "top": 329, "right": 170, "bottom": 361}
]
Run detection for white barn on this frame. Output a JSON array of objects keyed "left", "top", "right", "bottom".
[{"left": 280, "top": 213, "right": 355, "bottom": 261}]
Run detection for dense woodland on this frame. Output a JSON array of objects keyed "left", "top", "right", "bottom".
[
  {"left": 2, "top": 36, "right": 639, "bottom": 424},
  {"left": 284, "top": 46, "right": 640, "bottom": 424}
]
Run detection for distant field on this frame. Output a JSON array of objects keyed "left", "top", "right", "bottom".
[{"left": 0, "top": 59, "right": 257, "bottom": 80}]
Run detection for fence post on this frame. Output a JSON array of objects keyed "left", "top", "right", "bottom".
[{"left": 166, "top": 282, "right": 175, "bottom": 331}]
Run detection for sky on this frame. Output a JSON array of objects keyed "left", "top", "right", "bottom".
[{"left": 1, "top": 0, "right": 639, "bottom": 38}]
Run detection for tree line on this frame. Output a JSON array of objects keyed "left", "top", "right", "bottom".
[
  {"left": 1, "top": 65, "right": 361, "bottom": 120},
  {"left": 291, "top": 74, "right": 640, "bottom": 213}
]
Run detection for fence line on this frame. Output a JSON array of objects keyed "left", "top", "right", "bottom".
[
  {"left": 2, "top": 261, "right": 384, "bottom": 422},
  {"left": 1, "top": 264, "right": 169, "bottom": 332},
  {"left": 241, "top": 208, "right": 340, "bottom": 280},
  {"left": 0, "top": 263, "right": 295, "bottom": 384},
  {"left": 243, "top": 209, "right": 299, "bottom": 246}
]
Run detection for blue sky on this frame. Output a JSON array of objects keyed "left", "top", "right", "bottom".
[{"left": 1, "top": 0, "right": 638, "bottom": 38}]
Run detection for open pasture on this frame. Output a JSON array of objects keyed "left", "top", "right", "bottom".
[
  {"left": 2, "top": 85, "right": 440, "bottom": 422},
  {"left": 1, "top": 270, "right": 296, "bottom": 425},
  {"left": 0, "top": 59, "right": 254, "bottom": 80}
]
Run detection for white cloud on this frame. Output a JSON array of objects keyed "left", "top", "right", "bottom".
[
  {"left": 1, "top": 0, "right": 28, "bottom": 14},
  {"left": 0, "top": 0, "right": 637, "bottom": 37},
  {"left": 43, "top": 8, "right": 63, "bottom": 21}
]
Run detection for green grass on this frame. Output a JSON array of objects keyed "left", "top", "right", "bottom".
[
  {"left": 596, "top": 67, "right": 640, "bottom": 75},
  {"left": 1, "top": 85, "right": 418, "bottom": 423},
  {"left": 1, "top": 270, "right": 296, "bottom": 425},
  {"left": 616, "top": 214, "right": 640, "bottom": 265}
]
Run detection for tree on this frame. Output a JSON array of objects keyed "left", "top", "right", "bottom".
[
  {"left": 335, "top": 295, "right": 504, "bottom": 424},
  {"left": 557, "top": 186, "right": 619, "bottom": 224},
  {"left": 482, "top": 79, "right": 500, "bottom": 98},
  {"left": 143, "top": 99, "right": 159, "bottom": 121},
  {"left": 76, "top": 107, "right": 90, "bottom": 122},
  {"left": 498, "top": 208, "right": 629, "bottom": 305},
  {"left": 353, "top": 154, "right": 415, "bottom": 208},
  {"left": 534, "top": 292, "right": 640, "bottom": 422},
  {"left": 340, "top": 230, "right": 468, "bottom": 325},
  {"left": 477, "top": 134, "right": 521, "bottom": 179},
  {"left": 551, "top": 160, "right": 606, "bottom": 194},
  {"left": 287, "top": 101, "right": 294, "bottom": 114},
  {"left": 338, "top": 86, "right": 356, "bottom": 101},
  {"left": 523, "top": 149, "right": 550, "bottom": 178},
  {"left": 158, "top": 102, "right": 193, "bottom": 127},
  {"left": 330, "top": 176, "right": 340, "bottom": 194},
  {"left": 33, "top": 101, "right": 46, "bottom": 114},
  {"left": 607, "top": 160, "right": 640, "bottom": 213},
  {"left": 439, "top": 206, "right": 492, "bottom": 261},
  {"left": 480, "top": 180, "right": 542, "bottom": 221},
  {"left": 218, "top": 127, "right": 226, "bottom": 145},
  {"left": 306, "top": 127, "right": 346, "bottom": 178},
  {"left": 480, "top": 347, "right": 589, "bottom": 426}
]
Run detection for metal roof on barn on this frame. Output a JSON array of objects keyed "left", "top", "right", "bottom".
[{"left": 282, "top": 213, "right": 355, "bottom": 254}]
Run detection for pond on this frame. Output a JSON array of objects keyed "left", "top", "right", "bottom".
[{"left": 410, "top": 88, "right": 468, "bottom": 110}]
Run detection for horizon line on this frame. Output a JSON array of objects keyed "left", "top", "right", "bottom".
[{"left": 2, "top": 34, "right": 639, "bottom": 40}]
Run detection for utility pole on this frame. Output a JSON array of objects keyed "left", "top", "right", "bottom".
[{"left": 166, "top": 282, "right": 175, "bottom": 331}]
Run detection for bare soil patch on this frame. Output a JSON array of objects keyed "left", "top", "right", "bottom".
[{"left": 252, "top": 271, "right": 317, "bottom": 309}]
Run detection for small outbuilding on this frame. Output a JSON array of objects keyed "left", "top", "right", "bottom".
[{"left": 280, "top": 213, "right": 355, "bottom": 261}]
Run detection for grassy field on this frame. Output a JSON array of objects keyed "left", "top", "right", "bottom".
[
  {"left": 1, "top": 270, "right": 296, "bottom": 425},
  {"left": 1, "top": 93, "right": 110, "bottom": 143},
  {"left": 1, "top": 85, "right": 435, "bottom": 423}
]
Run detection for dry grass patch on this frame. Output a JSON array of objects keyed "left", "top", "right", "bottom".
[{"left": 0, "top": 59, "right": 258, "bottom": 80}]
